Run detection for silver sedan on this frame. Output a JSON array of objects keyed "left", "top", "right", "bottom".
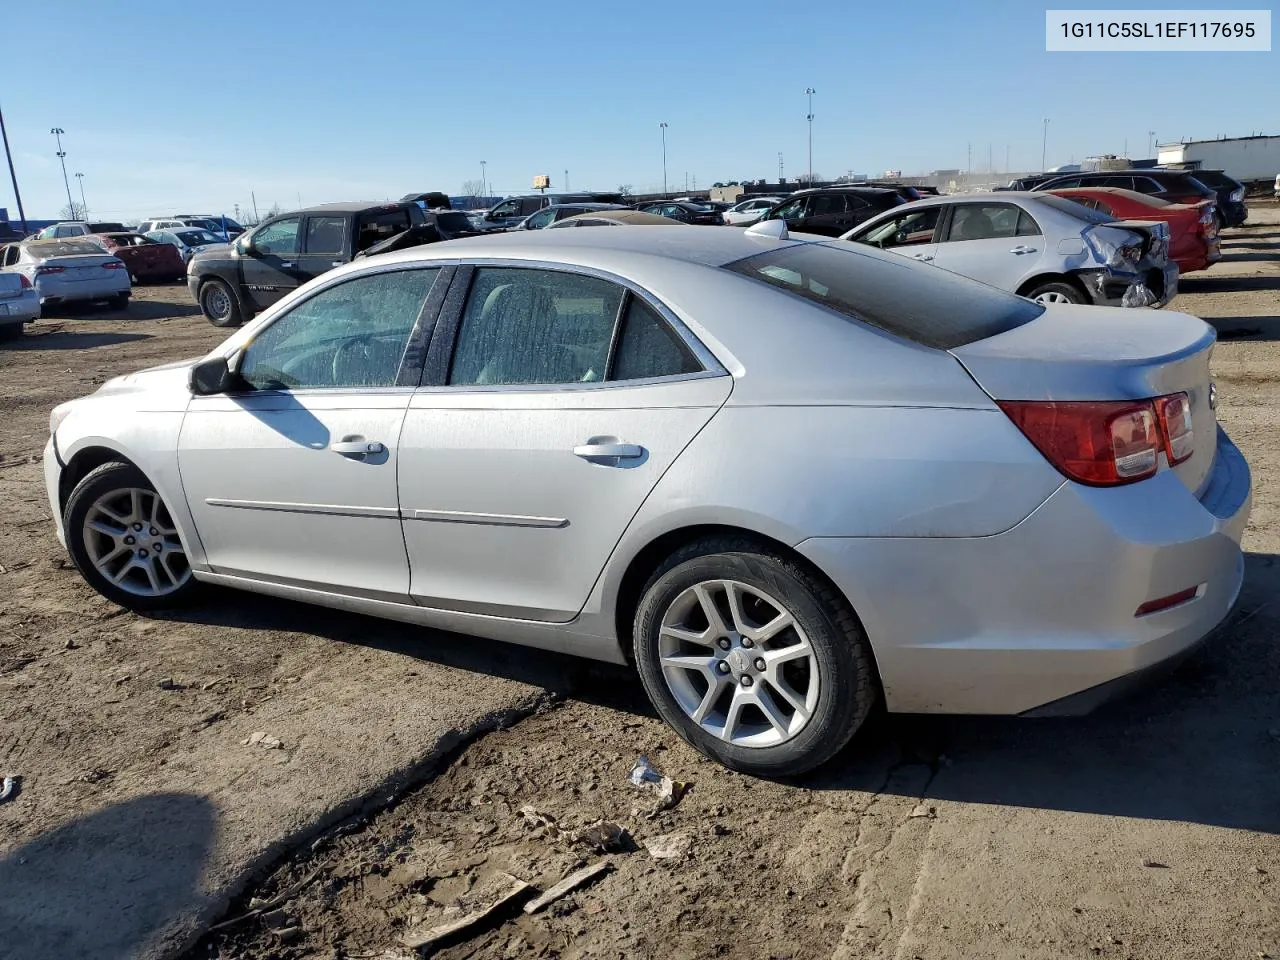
[
  {"left": 43, "top": 224, "right": 1251, "bottom": 776},
  {"left": 2, "top": 239, "right": 131, "bottom": 311}
]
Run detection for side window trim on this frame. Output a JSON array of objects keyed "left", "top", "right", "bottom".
[
  {"left": 602, "top": 288, "right": 632, "bottom": 381},
  {"left": 418, "top": 259, "right": 724, "bottom": 390}
]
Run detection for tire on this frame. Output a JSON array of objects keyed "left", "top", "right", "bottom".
[
  {"left": 108, "top": 293, "right": 130, "bottom": 310},
  {"left": 1025, "top": 280, "right": 1086, "bottom": 305},
  {"left": 199, "top": 278, "right": 243, "bottom": 328},
  {"left": 633, "top": 536, "right": 876, "bottom": 777},
  {"left": 0, "top": 323, "right": 22, "bottom": 341},
  {"left": 63, "top": 461, "right": 200, "bottom": 611}
]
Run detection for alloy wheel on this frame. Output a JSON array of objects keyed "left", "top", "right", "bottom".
[
  {"left": 1034, "top": 290, "right": 1073, "bottom": 304},
  {"left": 82, "top": 487, "right": 190, "bottom": 597},
  {"left": 658, "top": 579, "right": 819, "bottom": 748}
]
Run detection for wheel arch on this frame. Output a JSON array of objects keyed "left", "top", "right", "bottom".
[
  {"left": 58, "top": 444, "right": 140, "bottom": 516},
  {"left": 610, "top": 522, "right": 883, "bottom": 687},
  {"left": 1015, "top": 272, "right": 1089, "bottom": 301}
]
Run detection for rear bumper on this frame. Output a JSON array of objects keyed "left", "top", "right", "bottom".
[
  {"left": 36, "top": 273, "right": 130, "bottom": 304},
  {"left": 1076, "top": 261, "right": 1178, "bottom": 308},
  {"left": 0, "top": 290, "right": 40, "bottom": 323},
  {"left": 797, "top": 426, "right": 1251, "bottom": 715}
]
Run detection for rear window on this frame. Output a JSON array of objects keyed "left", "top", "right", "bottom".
[
  {"left": 1034, "top": 194, "right": 1117, "bottom": 224},
  {"left": 28, "top": 241, "right": 104, "bottom": 257},
  {"left": 724, "top": 242, "right": 1043, "bottom": 350},
  {"left": 434, "top": 212, "right": 473, "bottom": 231},
  {"left": 176, "top": 229, "right": 221, "bottom": 245},
  {"left": 1185, "top": 170, "right": 1235, "bottom": 190}
]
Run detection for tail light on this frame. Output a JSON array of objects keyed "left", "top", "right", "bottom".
[
  {"left": 102, "top": 260, "right": 126, "bottom": 270},
  {"left": 35, "top": 265, "right": 65, "bottom": 275},
  {"left": 999, "top": 391, "right": 1193, "bottom": 486},
  {"left": 18, "top": 273, "right": 31, "bottom": 289}
]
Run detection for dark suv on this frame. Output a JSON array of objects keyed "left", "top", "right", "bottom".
[
  {"left": 479, "top": 193, "right": 627, "bottom": 231},
  {"left": 1174, "top": 169, "right": 1248, "bottom": 227},
  {"left": 1036, "top": 169, "right": 1217, "bottom": 208},
  {"left": 759, "top": 187, "right": 905, "bottom": 237}
]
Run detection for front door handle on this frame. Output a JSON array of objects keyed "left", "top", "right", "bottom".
[
  {"left": 912, "top": 253, "right": 934, "bottom": 261},
  {"left": 280, "top": 261, "right": 294, "bottom": 268},
  {"left": 573, "top": 441, "right": 645, "bottom": 462},
  {"left": 1010, "top": 245, "right": 1037, "bottom": 254},
  {"left": 331, "top": 439, "right": 385, "bottom": 458}
]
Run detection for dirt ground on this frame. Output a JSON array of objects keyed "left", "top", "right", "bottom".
[{"left": 2, "top": 212, "right": 1279, "bottom": 960}]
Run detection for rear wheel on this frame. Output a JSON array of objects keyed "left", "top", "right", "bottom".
[
  {"left": 633, "top": 537, "right": 877, "bottom": 777},
  {"left": 64, "top": 462, "right": 199, "bottom": 611},
  {"left": 200, "top": 279, "right": 242, "bottom": 327},
  {"left": 1025, "top": 281, "right": 1085, "bottom": 305},
  {"left": 107, "top": 293, "right": 130, "bottom": 310}
]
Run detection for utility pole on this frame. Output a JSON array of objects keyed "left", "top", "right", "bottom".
[
  {"left": 778, "top": 152, "right": 783, "bottom": 181},
  {"left": 1147, "top": 130, "right": 1156, "bottom": 157},
  {"left": 1041, "top": 118, "right": 1050, "bottom": 171},
  {"left": 1005, "top": 144, "right": 1010, "bottom": 172},
  {"left": 564, "top": 169, "right": 569, "bottom": 191},
  {"left": 0, "top": 103, "right": 27, "bottom": 233},
  {"left": 805, "top": 88, "right": 816, "bottom": 184},
  {"left": 480, "top": 160, "right": 487, "bottom": 197},
  {"left": 659, "top": 123, "right": 669, "bottom": 197},
  {"left": 74, "top": 172, "right": 86, "bottom": 216},
  {"left": 51, "top": 127, "right": 74, "bottom": 218},
  {"left": 251, "top": 191, "right": 259, "bottom": 221},
  {"left": 967, "top": 142, "right": 972, "bottom": 174}
]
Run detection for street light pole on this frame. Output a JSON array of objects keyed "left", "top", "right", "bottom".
[
  {"left": 805, "top": 88, "right": 816, "bottom": 184},
  {"left": 0, "top": 103, "right": 27, "bottom": 234},
  {"left": 1041, "top": 118, "right": 1050, "bottom": 171},
  {"left": 480, "top": 160, "right": 487, "bottom": 197},
  {"left": 1148, "top": 130, "right": 1156, "bottom": 158},
  {"left": 51, "top": 127, "right": 74, "bottom": 217},
  {"left": 74, "top": 172, "right": 86, "bottom": 216},
  {"left": 659, "top": 122, "right": 668, "bottom": 197}
]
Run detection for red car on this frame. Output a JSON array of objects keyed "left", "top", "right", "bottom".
[
  {"left": 1045, "top": 187, "right": 1221, "bottom": 274},
  {"left": 86, "top": 232, "right": 186, "bottom": 283}
]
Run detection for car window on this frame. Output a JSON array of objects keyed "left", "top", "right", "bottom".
[
  {"left": 519, "top": 198, "right": 546, "bottom": 216},
  {"left": 2, "top": 245, "right": 17, "bottom": 266},
  {"left": 1132, "top": 177, "right": 1164, "bottom": 195},
  {"left": 809, "top": 195, "right": 845, "bottom": 217},
  {"left": 1014, "top": 209, "right": 1041, "bottom": 236},
  {"left": 854, "top": 207, "right": 941, "bottom": 248},
  {"left": 489, "top": 200, "right": 520, "bottom": 218},
  {"left": 238, "top": 268, "right": 440, "bottom": 391},
  {"left": 305, "top": 216, "right": 347, "bottom": 255},
  {"left": 611, "top": 297, "right": 702, "bottom": 381},
  {"left": 943, "top": 203, "right": 1030, "bottom": 242},
  {"left": 769, "top": 197, "right": 807, "bottom": 221},
  {"left": 525, "top": 208, "right": 557, "bottom": 229},
  {"left": 725, "top": 242, "right": 1043, "bottom": 350},
  {"left": 253, "top": 217, "right": 301, "bottom": 257},
  {"left": 1047, "top": 176, "right": 1082, "bottom": 189},
  {"left": 355, "top": 210, "right": 410, "bottom": 252},
  {"left": 449, "top": 268, "right": 625, "bottom": 386}
]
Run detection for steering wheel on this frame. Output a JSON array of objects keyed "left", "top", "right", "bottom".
[{"left": 331, "top": 334, "right": 378, "bottom": 384}]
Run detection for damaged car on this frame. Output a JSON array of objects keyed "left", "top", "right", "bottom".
[{"left": 841, "top": 192, "right": 1177, "bottom": 307}]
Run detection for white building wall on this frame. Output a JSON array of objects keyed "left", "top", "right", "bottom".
[{"left": 1158, "top": 138, "right": 1280, "bottom": 182}]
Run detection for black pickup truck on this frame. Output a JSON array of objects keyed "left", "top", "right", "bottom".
[{"left": 187, "top": 200, "right": 430, "bottom": 327}]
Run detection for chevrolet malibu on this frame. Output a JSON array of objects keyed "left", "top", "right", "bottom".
[{"left": 44, "top": 224, "right": 1251, "bottom": 776}]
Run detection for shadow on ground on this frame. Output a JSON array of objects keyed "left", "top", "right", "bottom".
[
  {"left": 1202, "top": 315, "right": 1280, "bottom": 342},
  {"left": 0, "top": 792, "right": 215, "bottom": 960},
  {"left": 154, "top": 553, "right": 1280, "bottom": 836},
  {"left": 38, "top": 298, "right": 200, "bottom": 322},
  {"left": 1180, "top": 275, "right": 1280, "bottom": 294},
  {"left": 10, "top": 329, "right": 153, "bottom": 350}
]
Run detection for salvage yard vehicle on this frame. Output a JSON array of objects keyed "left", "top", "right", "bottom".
[
  {"left": 187, "top": 200, "right": 429, "bottom": 327},
  {"left": 35, "top": 220, "right": 127, "bottom": 239},
  {"left": 43, "top": 225, "right": 1251, "bottom": 776},
  {"left": 479, "top": 193, "right": 628, "bottom": 231},
  {"left": 635, "top": 201, "right": 726, "bottom": 225},
  {"left": 145, "top": 227, "right": 225, "bottom": 264},
  {"left": 548, "top": 211, "right": 677, "bottom": 227},
  {"left": 722, "top": 196, "right": 785, "bottom": 225},
  {"left": 86, "top": 232, "right": 187, "bottom": 283},
  {"left": 513, "top": 203, "right": 630, "bottom": 230},
  {"left": 1047, "top": 187, "right": 1221, "bottom": 274},
  {"left": 1, "top": 239, "right": 130, "bottom": 311},
  {"left": 0, "top": 269, "right": 40, "bottom": 337},
  {"left": 759, "top": 187, "right": 905, "bottom": 237},
  {"left": 842, "top": 192, "right": 1178, "bottom": 307},
  {"left": 1036, "top": 169, "right": 1217, "bottom": 209}
]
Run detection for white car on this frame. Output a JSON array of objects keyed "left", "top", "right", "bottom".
[
  {"left": 35, "top": 221, "right": 127, "bottom": 240},
  {"left": 841, "top": 192, "right": 1178, "bottom": 307},
  {"left": 723, "top": 196, "right": 784, "bottom": 225},
  {"left": 139, "top": 217, "right": 234, "bottom": 242},
  {"left": 145, "top": 228, "right": 225, "bottom": 263},
  {"left": 0, "top": 268, "right": 41, "bottom": 335},
  {"left": 1, "top": 239, "right": 130, "bottom": 311}
]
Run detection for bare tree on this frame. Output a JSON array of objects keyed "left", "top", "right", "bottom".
[
  {"left": 461, "top": 179, "right": 485, "bottom": 198},
  {"left": 59, "top": 202, "right": 87, "bottom": 220},
  {"left": 617, "top": 184, "right": 634, "bottom": 197}
]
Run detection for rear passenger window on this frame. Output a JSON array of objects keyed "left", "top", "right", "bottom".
[
  {"left": 945, "top": 203, "right": 1029, "bottom": 242},
  {"left": 1015, "top": 209, "right": 1041, "bottom": 236},
  {"left": 305, "top": 216, "right": 346, "bottom": 255},
  {"left": 611, "top": 299, "right": 701, "bottom": 381},
  {"left": 1133, "top": 178, "right": 1163, "bottom": 194}
]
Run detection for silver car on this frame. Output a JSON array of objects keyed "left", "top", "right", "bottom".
[
  {"left": 0, "top": 268, "right": 41, "bottom": 336},
  {"left": 2, "top": 239, "right": 131, "bottom": 311},
  {"left": 43, "top": 225, "right": 1250, "bottom": 775},
  {"left": 841, "top": 192, "right": 1179, "bottom": 307}
]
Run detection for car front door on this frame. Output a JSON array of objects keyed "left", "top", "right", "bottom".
[
  {"left": 929, "top": 202, "right": 1046, "bottom": 291},
  {"left": 846, "top": 206, "right": 942, "bottom": 264},
  {"left": 241, "top": 216, "right": 304, "bottom": 311},
  {"left": 177, "top": 265, "right": 446, "bottom": 598},
  {"left": 766, "top": 196, "right": 809, "bottom": 229},
  {"left": 397, "top": 265, "right": 731, "bottom": 622}
]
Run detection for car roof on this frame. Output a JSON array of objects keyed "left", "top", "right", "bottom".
[
  {"left": 557, "top": 211, "right": 678, "bottom": 226},
  {"left": 791, "top": 186, "right": 899, "bottom": 196},
  {"left": 276, "top": 201, "right": 414, "bottom": 215}
]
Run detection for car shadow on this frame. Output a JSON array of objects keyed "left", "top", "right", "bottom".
[
  {"left": 1220, "top": 252, "right": 1280, "bottom": 263},
  {"left": 1179, "top": 275, "right": 1280, "bottom": 294},
  {"left": 1219, "top": 239, "right": 1279, "bottom": 250},
  {"left": 1201, "top": 315, "right": 1279, "bottom": 342},
  {"left": 37, "top": 300, "right": 201, "bottom": 322},
  {"left": 0, "top": 792, "right": 215, "bottom": 960},
  {"left": 9, "top": 329, "right": 153, "bottom": 350},
  {"left": 150, "top": 552, "right": 1280, "bottom": 834}
]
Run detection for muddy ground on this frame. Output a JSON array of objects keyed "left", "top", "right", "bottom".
[{"left": 2, "top": 212, "right": 1279, "bottom": 960}]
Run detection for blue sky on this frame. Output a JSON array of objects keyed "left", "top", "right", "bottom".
[{"left": 2, "top": 0, "right": 1274, "bottom": 220}]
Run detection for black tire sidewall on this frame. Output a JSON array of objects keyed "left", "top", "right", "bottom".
[
  {"left": 1027, "top": 281, "right": 1085, "bottom": 304},
  {"left": 63, "top": 461, "right": 198, "bottom": 611},
  {"left": 200, "top": 279, "right": 242, "bottom": 328},
  {"left": 634, "top": 546, "right": 873, "bottom": 777}
]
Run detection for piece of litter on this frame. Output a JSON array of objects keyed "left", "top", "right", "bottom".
[
  {"left": 114, "top": 675, "right": 131, "bottom": 685},
  {"left": 0, "top": 776, "right": 18, "bottom": 802},
  {"left": 202, "top": 676, "right": 230, "bottom": 691},
  {"left": 908, "top": 803, "right": 936, "bottom": 819},
  {"left": 628, "top": 754, "right": 689, "bottom": 811},
  {"left": 63, "top": 639, "right": 78, "bottom": 650},
  {"left": 399, "top": 873, "right": 531, "bottom": 950},
  {"left": 571, "top": 819, "right": 627, "bottom": 853},
  {"left": 1141, "top": 858, "right": 1168, "bottom": 869},
  {"left": 208, "top": 869, "right": 321, "bottom": 932},
  {"left": 242, "top": 731, "right": 283, "bottom": 749},
  {"left": 275, "top": 925, "right": 302, "bottom": 943},
  {"left": 643, "top": 831, "right": 692, "bottom": 860},
  {"left": 523, "top": 861, "right": 613, "bottom": 915},
  {"left": 157, "top": 677, "right": 180, "bottom": 690},
  {"left": 519, "top": 804, "right": 559, "bottom": 831}
]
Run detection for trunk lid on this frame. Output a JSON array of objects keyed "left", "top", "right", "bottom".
[
  {"left": 38, "top": 254, "right": 119, "bottom": 281},
  {"left": 951, "top": 304, "right": 1217, "bottom": 494},
  {"left": 0, "top": 272, "right": 25, "bottom": 298}
]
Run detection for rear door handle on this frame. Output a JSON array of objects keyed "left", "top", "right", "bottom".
[
  {"left": 331, "top": 439, "right": 385, "bottom": 458},
  {"left": 912, "top": 253, "right": 934, "bottom": 261},
  {"left": 573, "top": 441, "right": 645, "bottom": 462},
  {"left": 280, "top": 261, "right": 294, "bottom": 268},
  {"left": 1010, "top": 245, "right": 1037, "bottom": 254}
]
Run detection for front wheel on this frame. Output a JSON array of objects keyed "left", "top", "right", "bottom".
[
  {"left": 1025, "top": 281, "right": 1086, "bottom": 305},
  {"left": 633, "top": 537, "right": 877, "bottom": 777},
  {"left": 63, "top": 462, "right": 199, "bottom": 610},
  {"left": 199, "top": 278, "right": 243, "bottom": 328}
]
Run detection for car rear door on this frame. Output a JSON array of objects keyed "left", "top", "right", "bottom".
[
  {"left": 297, "top": 214, "right": 350, "bottom": 280},
  {"left": 397, "top": 265, "right": 731, "bottom": 622},
  {"left": 929, "top": 201, "right": 1046, "bottom": 292}
]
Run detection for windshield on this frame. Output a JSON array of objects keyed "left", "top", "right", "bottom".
[
  {"left": 176, "top": 229, "right": 221, "bottom": 245},
  {"left": 1187, "top": 170, "right": 1236, "bottom": 190},
  {"left": 724, "top": 242, "right": 1043, "bottom": 350}
]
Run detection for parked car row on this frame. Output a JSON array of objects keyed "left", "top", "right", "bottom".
[{"left": 1001, "top": 168, "right": 1248, "bottom": 229}]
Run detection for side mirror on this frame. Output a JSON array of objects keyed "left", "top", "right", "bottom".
[
  {"left": 189, "top": 356, "right": 238, "bottom": 395},
  {"left": 236, "top": 237, "right": 257, "bottom": 257}
]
